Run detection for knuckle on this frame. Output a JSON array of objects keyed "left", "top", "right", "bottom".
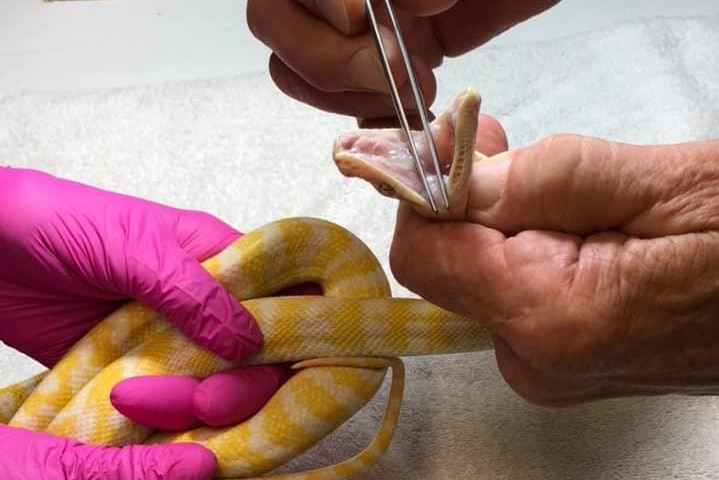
[
  {"left": 536, "top": 133, "right": 585, "bottom": 160},
  {"left": 537, "top": 133, "right": 613, "bottom": 174}
]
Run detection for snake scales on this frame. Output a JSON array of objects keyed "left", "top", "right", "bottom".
[{"left": 0, "top": 89, "right": 492, "bottom": 479}]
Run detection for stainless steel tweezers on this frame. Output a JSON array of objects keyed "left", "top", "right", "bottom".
[{"left": 364, "top": 0, "right": 449, "bottom": 212}]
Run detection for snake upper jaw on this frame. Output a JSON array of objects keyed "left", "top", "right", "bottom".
[{"left": 332, "top": 88, "right": 483, "bottom": 220}]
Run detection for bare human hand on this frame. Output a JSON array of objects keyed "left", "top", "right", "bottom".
[
  {"left": 246, "top": 0, "right": 560, "bottom": 126},
  {"left": 390, "top": 121, "right": 719, "bottom": 406}
]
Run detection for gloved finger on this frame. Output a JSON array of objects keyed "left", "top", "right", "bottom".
[
  {"left": 194, "top": 365, "right": 294, "bottom": 427},
  {"left": 467, "top": 135, "right": 719, "bottom": 238},
  {"left": 128, "top": 244, "right": 262, "bottom": 362},
  {"left": 171, "top": 209, "right": 242, "bottom": 262},
  {"left": 0, "top": 424, "right": 216, "bottom": 480},
  {"left": 110, "top": 376, "right": 203, "bottom": 431},
  {"left": 109, "top": 366, "right": 293, "bottom": 430}
]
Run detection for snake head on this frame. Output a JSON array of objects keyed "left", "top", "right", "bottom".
[{"left": 332, "top": 88, "right": 483, "bottom": 220}]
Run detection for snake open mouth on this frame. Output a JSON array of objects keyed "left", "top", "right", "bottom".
[{"left": 332, "top": 88, "right": 481, "bottom": 216}]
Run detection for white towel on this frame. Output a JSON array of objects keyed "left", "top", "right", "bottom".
[{"left": 1, "top": 15, "right": 719, "bottom": 480}]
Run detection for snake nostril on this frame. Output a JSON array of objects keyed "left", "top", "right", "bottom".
[{"left": 376, "top": 183, "right": 397, "bottom": 197}]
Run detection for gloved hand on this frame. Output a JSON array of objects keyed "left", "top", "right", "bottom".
[
  {"left": 0, "top": 424, "right": 216, "bottom": 480},
  {"left": 0, "top": 166, "right": 261, "bottom": 365},
  {"left": 0, "top": 166, "right": 290, "bottom": 479}
]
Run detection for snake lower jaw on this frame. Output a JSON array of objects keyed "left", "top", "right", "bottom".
[{"left": 332, "top": 88, "right": 483, "bottom": 220}]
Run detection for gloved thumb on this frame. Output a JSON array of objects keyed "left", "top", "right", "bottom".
[
  {"left": 127, "top": 242, "right": 262, "bottom": 362},
  {"left": 0, "top": 424, "right": 216, "bottom": 480},
  {"left": 465, "top": 134, "right": 715, "bottom": 238},
  {"left": 109, "top": 365, "right": 293, "bottom": 430}
]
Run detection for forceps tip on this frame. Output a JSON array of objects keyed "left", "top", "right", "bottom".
[{"left": 365, "top": 0, "right": 449, "bottom": 212}]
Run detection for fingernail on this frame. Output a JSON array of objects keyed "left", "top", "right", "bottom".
[
  {"left": 473, "top": 153, "right": 510, "bottom": 209},
  {"left": 347, "top": 48, "right": 388, "bottom": 91},
  {"left": 318, "top": 0, "right": 350, "bottom": 33}
]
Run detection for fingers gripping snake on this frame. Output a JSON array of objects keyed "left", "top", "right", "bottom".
[{"left": 0, "top": 89, "right": 492, "bottom": 479}]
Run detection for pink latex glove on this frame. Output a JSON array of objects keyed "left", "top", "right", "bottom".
[
  {"left": 110, "top": 365, "right": 295, "bottom": 431},
  {"left": 0, "top": 166, "right": 291, "bottom": 479},
  {"left": 0, "top": 166, "right": 261, "bottom": 365},
  {"left": 0, "top": 425, "right": 216, "bottom": 480}
]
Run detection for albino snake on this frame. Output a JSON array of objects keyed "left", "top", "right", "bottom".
[{"left": 0, "top": 88, "right": 493, "bottom": 479}]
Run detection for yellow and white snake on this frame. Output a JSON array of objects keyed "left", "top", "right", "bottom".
[{"left": 0, "top": 88, "right": 492, "bottom": 479}]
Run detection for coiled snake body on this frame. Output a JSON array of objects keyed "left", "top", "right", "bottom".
[{"left": 0, "top": 89, "right": 491, "bottom": 479}]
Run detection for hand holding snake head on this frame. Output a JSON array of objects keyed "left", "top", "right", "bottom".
[{"left": 333, "top": 88, "right": 719, "bottom": 406}]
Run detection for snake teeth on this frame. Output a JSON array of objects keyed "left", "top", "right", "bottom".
[{"left": 332, "top": 88, "right": 482, "bottom": 218}]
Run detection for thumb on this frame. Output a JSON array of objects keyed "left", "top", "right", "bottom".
[
  {"left": 0, "top": 424, "right": 216, "bottom": 480},
  {"left": 466, "top": 134, "right": 719, "bottom": 237},
  {"left": 128, "top": 243, "right": 262, "bottom": 362}
]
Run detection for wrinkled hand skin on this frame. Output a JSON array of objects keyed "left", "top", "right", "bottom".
[
  {"left": 390, "top": 121, "right": 719, "bottom": 406},
  {"left": 246, "top": 0, "right": 560, "bottom": 126}
]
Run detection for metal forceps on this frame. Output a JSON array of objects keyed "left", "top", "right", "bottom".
[{"left": 364, "top": 0, "right": 449, "bottom": 213}]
